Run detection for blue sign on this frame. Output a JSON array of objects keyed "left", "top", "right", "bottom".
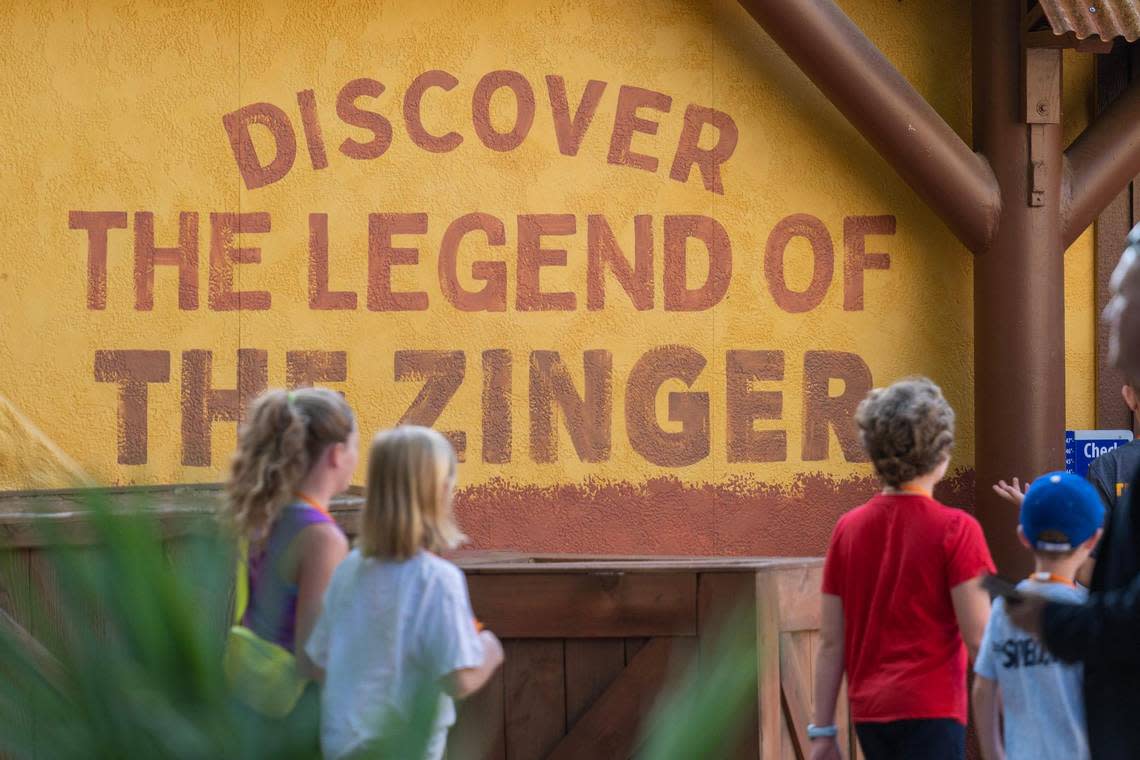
[{"left": 1065, "top": 430, "right": 1134, "bottom": 478}]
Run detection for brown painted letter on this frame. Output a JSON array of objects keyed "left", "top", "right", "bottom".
[
  {"left": 286, "top": 350, "right": 348, "bottom": 389},
  {"left": 221, "top": 102, "right": 298, "bottom": 190},
  {"left": 607, "top": 85, "right": 672, "bottom": 173},
  {"left": 439, "top": 213, "right": 507, "bottom": 311},
  {"left": 843, "top": 215, "right": 894, "bottom": 311},
  {"left": 529, "top": 350, "right": 612, "bottom": 463},
  {"left": 209, "top": 212, "right": 272, "bottom": 311},
  {"left": 625, "top": 346, "right": 709, "bottom": 466},
  {"left": 663, "top": 215, "right": 731, "bottom": 311},
  {"left": 669, "top": 104, "right": 739, "bottom": 195},
  {"left": 517, "top": 214, "right": 577, "bottom": 311},
  {"left": 94, "top": 350, "right": 171, "bottom": 465},
  {"left": 802, "top": 350, "right": 872, "bottom": 462},
  {"left": 337, "top": 78, "right": 393, "bottom": 160},
  {"left": 482, "top": 349, "right": 512, "bottom": 464},
  {"left": 134, "top": 211, "right": 199, "bottom": 311},
  {"left": 764, "top": 214, "right": 834, "bottom": 314},
  {"left": 586, "top": 215, "right": 653, "bottom": 310},
  {"left": 181, "top": 349, "right": 269, "bottom": 466},
  {"left": 403, "top": 70, "right": 463, "bottom": 153},
  {"left": 308, "top": 213, "right": 358, "bottom": 310},
  {"left": 70, "top": 211, "right": 127, "bottom": 310},
  {"left": 472, "top": 70, "right": 536, "bottom": 152},
  {"left": 395, "top": 350, "right": 467, "bottom": 461},
  {"left": 296, "top": 89, "right": 329, "bottom": 170},
  {"left": 367, "top": 213, "right": 429, "bottom": 311},
  {"left": 545, "top": 76, "right": 606, "bottom": 156},
  {"left": 726, "top": 350, "right": 786, "bottom": 462}
]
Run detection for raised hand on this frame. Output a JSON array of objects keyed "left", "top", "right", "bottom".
[{"left": 992, "top": 477, "right": 1028, "bottom": 507}]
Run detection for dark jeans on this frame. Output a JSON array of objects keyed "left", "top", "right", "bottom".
[{"left": 855, "top": 718, "right": 965, "bottom": 760}]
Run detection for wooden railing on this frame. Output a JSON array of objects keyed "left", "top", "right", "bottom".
[{"left": 0, "top": 486, "right": 855, "bottom": 759}]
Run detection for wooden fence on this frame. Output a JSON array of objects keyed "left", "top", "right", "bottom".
[{"left": 0, "top": 486, "right": 856, "bottom": 759}]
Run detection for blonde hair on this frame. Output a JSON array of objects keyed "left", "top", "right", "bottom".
[
  {"left": 854, "top": 377, "right": 955, "bottom": 488},
  {"left": 226, "top": 388, "right": 355, "bottom": 540},
  {"left": 359, "top": 426, "right": 465, "bottom": 560}
]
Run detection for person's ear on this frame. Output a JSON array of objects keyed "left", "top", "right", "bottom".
[
  {"left": 1017, "top": 525, "right": 1032, "bottom": 550},
  {"left": 1080, "top": 528, "right": 1104, "bottom": 552},
  {"left": 326, "top": 441, "right": 344, "bottom": 470}
]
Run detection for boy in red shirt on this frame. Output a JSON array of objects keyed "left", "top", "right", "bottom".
[{"left": 809, "top": 378, "right": 995, "bottom": 760}]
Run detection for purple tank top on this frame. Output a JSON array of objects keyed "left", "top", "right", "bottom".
[{"left": 243, "top": 501, "right": 337, "bottom": 652}]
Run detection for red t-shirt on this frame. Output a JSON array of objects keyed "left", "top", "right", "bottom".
[{"left": 821, "top": 493, "right": 995, "bottom": 725}]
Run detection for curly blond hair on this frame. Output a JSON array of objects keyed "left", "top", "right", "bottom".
[
  {"left": 855, "top": 377, "right": 955, "bottom": 488},
  {"left": 225, "top": 388, "right": 355, "bottom": 540}
]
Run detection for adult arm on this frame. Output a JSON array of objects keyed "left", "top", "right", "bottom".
[
  {"left": 951, "top": 576, "right": 990, "bottom": 661},
  {"left": 971, "top": 676, "right": 1005, "bottom": 760},
  {"left": 294, "top": 523, "right": 349, "bottom": 680},
  {"left": 809, "top": 593, "right": 844, "bottom": 760},
  {"left": 1039, "top": 574, "right": 1140, "bottom": 665}
]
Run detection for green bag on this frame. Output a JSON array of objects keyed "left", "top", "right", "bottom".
[{"left": 223, "top": 540, "right": 309, "bottom": 719}]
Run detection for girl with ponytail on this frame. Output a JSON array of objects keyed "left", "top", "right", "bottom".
[{"left": 226, "top": 387, "right": 356, "bottom": 687}]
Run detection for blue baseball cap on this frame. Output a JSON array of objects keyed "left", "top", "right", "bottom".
[{"left": 1020, "top": 471, "right": 1105, "bottom": 552}]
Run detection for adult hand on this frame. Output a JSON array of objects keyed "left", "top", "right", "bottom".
[
  {"left": 992, "top": 478, "right": 1028, "bottom": 507},
  {"left": 1006, "top": 595, "right": 1047, "bottom": 639},
  {"left": 809, "top": 736, "right": 843, "bottom": 760}
]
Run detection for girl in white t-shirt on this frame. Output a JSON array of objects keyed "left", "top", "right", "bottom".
[{"left": 306, "top": 426, "right": 504, "bottom": 760}]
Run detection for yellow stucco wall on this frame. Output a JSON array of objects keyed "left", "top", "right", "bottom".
[{"left": 0, "top": 1, "right": 1105, "bottom": 553}]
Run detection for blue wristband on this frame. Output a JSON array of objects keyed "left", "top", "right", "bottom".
[{"left": 807, "top": 723, "right": 838, "bottom": 739}]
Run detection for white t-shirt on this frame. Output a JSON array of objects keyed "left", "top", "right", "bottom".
[
  {"left": 306, "top": 549, "right": 486, "bottom": 760},
  {"left": 974, "top": 579, "right": 1089, "bottom": 760}
]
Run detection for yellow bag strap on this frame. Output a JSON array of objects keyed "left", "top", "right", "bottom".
[{"left": 233, "top": 538, "right": 250, "bottom": 625}]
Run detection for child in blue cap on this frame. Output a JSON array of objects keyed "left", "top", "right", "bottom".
[{"left": 972, "top": 471, "right": 1105, "bottom": 760}]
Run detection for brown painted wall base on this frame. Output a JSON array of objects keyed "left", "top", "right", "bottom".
[{"left": 451, "top": 470, "right": 977, "bottom": 557}]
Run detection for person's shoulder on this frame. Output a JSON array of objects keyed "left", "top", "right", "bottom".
[
  {"left": 413, "top": 552, "right": 467, "bottom": 587},
  {"left": 930, "top": 498, "right": 983, "bottom": 529},
  {"left": 834, "top": 497, "right": 881, "bottom": 528}
]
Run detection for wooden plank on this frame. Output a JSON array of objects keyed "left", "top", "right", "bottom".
[
  {"left": 779, "top": 631, "right": 813, "bottom": 760},
  {"left": 1024, "top": 48, "right": 1061, "bottom": 124},
  {"left": 503, "top": 640, "right": 565, "bottom": 760},
  {"left": 0, "top": 550, "right": 34, "bottom": 757},
  {"left": 548, "top": 637, "right": 693, "bottom": 760},
  {"left": 458, "top": 557, "right": 823, "bottom": 574},
  {"left": 448, "top": 667, "right": 506, "bottom": 760},
  {"left": 756, "top": 570, "right": 782, "bottom": 760},
  {"left": 565, "top": 639, "right": 626, "bottom": 730},
  {"left": 466, "top": 573, "right": 697, "bottom": 638},
  {"left": 775, "top": 565, "right": 822, "bottom": 633},
  {"left": 625, "top": 637, "right": 649, "bottom": 664},
  {"left": 1095, "top": 39, "right": 1135, "bottom": 431},
  {"left": 697, "top": 572, "right": 759, "bottom": 759}
]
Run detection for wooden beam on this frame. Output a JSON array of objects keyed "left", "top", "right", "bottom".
[
  {"left": 756, "top": 570, "right": 783, "bottom": 760},
  {"left": 1064, "top": 76, "right": 1140, "bottom": 248},
  {"left": 1094, "top": 45, "right": 1135, "bottom": 429},
  {"left": 738, "top": 0, "right": 1000, "bottom": 252},
  {"left": 779, "top": 631, "right": 813, "bottom": 759},
  {"left": 546, "top": 636, "right": 693, "bottom": 760},
  {"left": 466, "top": 573, "right": 697, "bottom": 638}
]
